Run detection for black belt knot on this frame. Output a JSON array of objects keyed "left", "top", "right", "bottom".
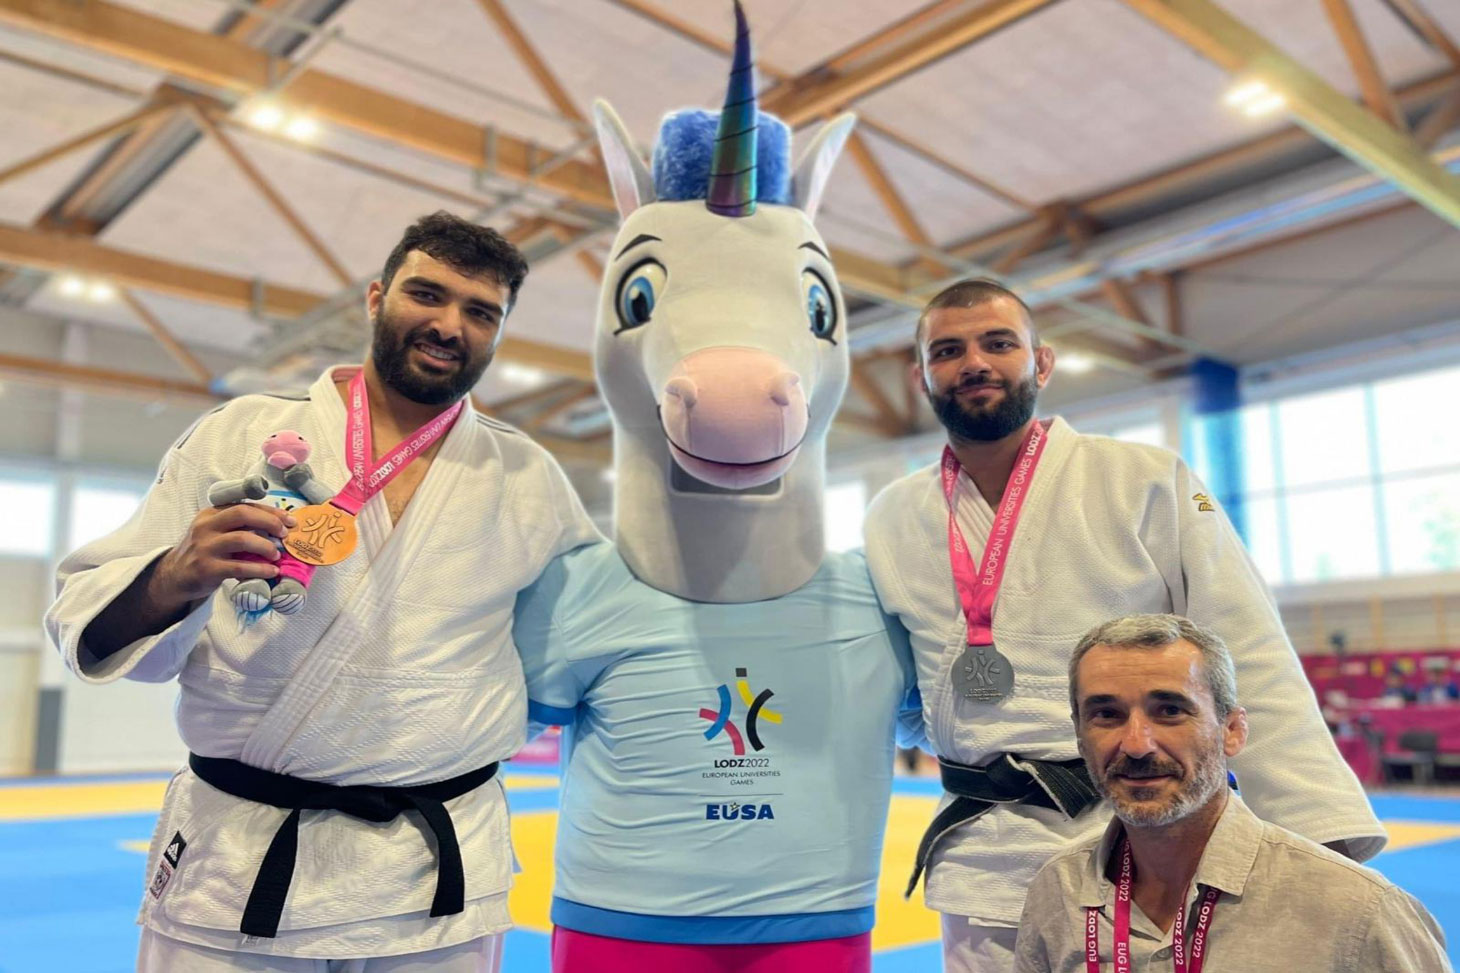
[
  {"left": 188, "top": 753, "right": 498, "bottom": 939},
  {"left": 906, "top": 753, "right": 1098, "bottom": 898}
]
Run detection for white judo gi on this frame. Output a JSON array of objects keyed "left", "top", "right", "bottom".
[
  {"left": 45, "top": 366, "right": 600, "bottom": 965},
  {"left": 863, "top": 418, "right": 1384, "bottom": 973}
]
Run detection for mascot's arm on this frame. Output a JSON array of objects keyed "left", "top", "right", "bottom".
[
  {"left": 281, "top": 463, "right": 335, "bottom": 506},
  {"left": 513, "top": 550, "right": 593, "bottom": 740},
  {"left": 207, "top": 463, "right": 268, "bottom": 507},
  {"left": 886, "top": 609, "right": 930, "bottom": 752}
]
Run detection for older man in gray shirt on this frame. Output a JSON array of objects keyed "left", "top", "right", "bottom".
[{"left": 1013, "top": 614, "right": 1449, "bottom": 973}]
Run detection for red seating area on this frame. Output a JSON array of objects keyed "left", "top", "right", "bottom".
[{"left": 1303, "top": 649, "right": 1460, "bottom": 785}]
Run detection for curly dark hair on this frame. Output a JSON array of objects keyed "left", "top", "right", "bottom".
[{"left": 380, "top": 211, "right": 529, "bottom": 309}]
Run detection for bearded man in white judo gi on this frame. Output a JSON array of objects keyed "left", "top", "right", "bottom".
[
  {"left": 45, "top": 211, "right": 600, "bottom": 971},
  {"left": 862, "top": 278, "right": 1384, "bottom": 973}
]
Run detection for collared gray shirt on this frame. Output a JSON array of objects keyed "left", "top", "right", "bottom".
[{"left": 1013, "top": 794, "right": 1451, "bottom": 972}]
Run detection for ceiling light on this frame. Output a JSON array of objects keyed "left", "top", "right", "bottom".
[
  {"left": 283, "top": 116, "right": 318, "bottom": 141},
  {"left": 1240, "top": 92, "right": 1287, "bottom": 118},
  {"left": 498, "top": 362, "right": 546, "bottom": 385},
  {"left": 58, "top": 275, "right": 86, "bottom": 298},
  {"left": 247, "top": 103, "right": 285, "bottom": 132},
  {"left": 1059, "top": 352, "right": 1095, "bottom": 375},
  {"left": 1223, "top": 79, "right": 1286, "bottom": 118},
  {"left": 87, "top": 281, "right": 117, "bottom": 302}
]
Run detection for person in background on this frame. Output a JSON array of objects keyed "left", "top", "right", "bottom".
[
  {"left": 1013, "top": 614, "right": 1449, "bottom": 973},
  {"left": 1417, "top": 665, "right": 1460, "bottom": 704},
  {"left": 1382, "top": 668, "right": 1419, "bottom": 705}
]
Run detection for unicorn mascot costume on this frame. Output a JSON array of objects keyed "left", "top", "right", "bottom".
[{"left": 514, "top": 6, "right": 923, "bottom": 971}]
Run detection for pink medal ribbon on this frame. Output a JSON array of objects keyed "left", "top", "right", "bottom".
[
  {"left": 939, "top": 419, "right": 1049, "bottom": 702},
  {"left": 334, "top": 369, "right": 464, "bottom": 516},
  {"left": 1087, "top": 839, "right": 1221, "bottom": 973}
]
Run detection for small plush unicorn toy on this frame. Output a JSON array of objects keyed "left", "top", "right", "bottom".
[
  {"left": 513, "top": 6, "right": 923, "bottom": 971},
  {"left": 206, "top": 429, "right": 333, "bottom": 621}
]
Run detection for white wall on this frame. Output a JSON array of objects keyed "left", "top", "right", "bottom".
[{"left": 0, "top": 305, "right": 243, "bottom": 776}]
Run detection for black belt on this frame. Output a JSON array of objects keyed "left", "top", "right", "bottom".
[
  {"left": 906, "top": 753, "right": 1098, "bottom": 897},
  {"left": 188, "top": 753, "right": 498, "bottom": 939}
]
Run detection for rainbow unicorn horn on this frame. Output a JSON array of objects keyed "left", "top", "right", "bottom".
[{"left": 706, "top": 1, "right": 758, "bottom": 218}]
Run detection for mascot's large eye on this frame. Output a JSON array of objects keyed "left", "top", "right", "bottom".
[
  {"left": 802, "top": 269, "right": 837, "bottom": 343},
  {"left": 615, "top": 259, "right": 667, "bottom": 333}
]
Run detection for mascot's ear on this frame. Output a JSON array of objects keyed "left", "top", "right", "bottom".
[
  {"left": 593, "top": 99, "right": 656, "bottom": 220},
  {"left": 793, "top": 112, "right": 856, "bottom": 220}
]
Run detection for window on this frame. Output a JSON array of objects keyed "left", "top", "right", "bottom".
[
  {"left": 1371, "top": 365, "right": 1460, "bottom": 476},
  {"left": 1276, "top": 386, "right": 1369, "bottom": 489},
  {"left": 824, "top": 480, "right": 868, "bottom": 553},
  {"left": 1383, "top": 472, "right": 1460, "bottom": 575},
  {"left": 0, "top": 474, "right": 56, "bottom": 558},
  {"left": 1191, "top": 360, "right": 1460, "bottom": 585},
  {"left": 69, "top": 483, "right": 146, "bottom": 552},
  {"left": 1284, "top": 484, "right": 1380, "bottom": 583}
]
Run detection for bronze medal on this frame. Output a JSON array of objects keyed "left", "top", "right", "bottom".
[{"left": 282, "top": 503, "right": 358, "bottom": 566}]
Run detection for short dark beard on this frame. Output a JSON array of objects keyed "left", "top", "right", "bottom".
[
  {"left": 926, "top": 372, "right": 1039, "bottom": 442},
  {"left": 370, "top": 306, "right": 492, "bottom": 406}
]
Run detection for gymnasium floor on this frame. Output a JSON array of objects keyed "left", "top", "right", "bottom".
[{"left": 2, "top": 768, "right": 1457, "bottom": 972}]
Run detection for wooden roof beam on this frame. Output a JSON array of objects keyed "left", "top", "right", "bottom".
[
  {"left": 117, "top": 287, "right": 214, "bottom": 384},
  {"left": 0, "top": 350, "right": 218, "bottom": 404},
  {"left": 759, "top": 0, "right": 1060, "bottom": 125},
  {"left": 1121, "top": 0, "right": 1460, "bottom": 229},
  {"left": 0, "top": 0, "right": 915, "bottom": 308},
  {"left": 0, "top": 221, "right": 598, "bottom": 381},
  {"left": 1321, "top": 0, "right": 1405, "bottom": 130},
  {"left": 0, "top": 0, "right": 613, "bottom": 210},
  {"left": 1382, "top": 0, "right": 1460, "bottom": 72},
  {"left": 944, "top": 66, "right": 1460, "bottom": 263},
  {"left": 843, "top": 132, "right": 945, "bottom": 275},
  {"left": 606, "top": 0, "right": 1035, "bottom": 212},
  {"left": 0, "top": 103, "right": 171, "bottom": 189},
  {"left": 186, "top": 102, "right": 354, "bottom": 286}
]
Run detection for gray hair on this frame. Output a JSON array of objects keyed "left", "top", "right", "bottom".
[{"left": 1068, "top": 614, "right": 1239, "bottom": 720}]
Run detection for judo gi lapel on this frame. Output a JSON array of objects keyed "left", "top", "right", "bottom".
[
  {"left": 938, "top": 417, "right": 1078, "bottom": 645},
  {"left": 239, "top": 367, "right": 479, "bottom": 770}
]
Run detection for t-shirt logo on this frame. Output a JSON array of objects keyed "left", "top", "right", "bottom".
[
  {"left": 699, "top": 666, "right": 782, "bottom": 755},
  {"left": 1192, "top": 492, "right": 1215, "bottom": 512}
]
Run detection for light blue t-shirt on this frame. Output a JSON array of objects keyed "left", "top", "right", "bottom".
[{"left": 513, "top": 543, "right": 924, "bottom": 945}]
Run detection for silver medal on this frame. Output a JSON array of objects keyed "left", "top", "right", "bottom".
[{"left": 955, "top": 643, "right": 1015, "bottom": 702}]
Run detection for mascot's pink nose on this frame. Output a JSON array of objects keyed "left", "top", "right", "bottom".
[{"left": 659, "top": 347, "right": 809, "bottom": 466}]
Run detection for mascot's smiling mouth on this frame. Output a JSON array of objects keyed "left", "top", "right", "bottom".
[
  {"left": 661, "top": 430, "right": 807, "bottom": 469},
  {"left": 656, "top": 405, "right": 809, "bottom": 489}
]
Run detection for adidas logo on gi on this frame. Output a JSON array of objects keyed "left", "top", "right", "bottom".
[{"left": 149, "top": 831, "right": 187, "bottom": 900}]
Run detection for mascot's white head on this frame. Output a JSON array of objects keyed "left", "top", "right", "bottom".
[{"left": 593, "top": 2, "right": 855, "bottom": 603}]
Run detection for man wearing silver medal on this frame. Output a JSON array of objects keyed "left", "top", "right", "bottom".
[
  {"left": 862, "top": 279, "right": 1384, "bottom": 973},
  {"left": 1013, "top": 614, "right": 1448, "bottom": 973},
  {"left": 45, "top": 212, "right": 600, "bottom": 970}
]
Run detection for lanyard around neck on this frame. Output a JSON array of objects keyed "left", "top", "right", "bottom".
[
  {"left": 939, "top": 419, "right": 1049, "bottom": 645},
  {"left": 332, "top": 369, "right": 464, "bottom": 515},
  {"left": 1087, "top": 839, "right": 1221, "bottom": 973}
]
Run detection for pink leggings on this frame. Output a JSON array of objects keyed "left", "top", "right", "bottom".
[
  {"left": 550, "top": 928, "right": 872, "bottom": 973},
  {"left": 238, "top": 550, "right": 315, "bottom": 586}
]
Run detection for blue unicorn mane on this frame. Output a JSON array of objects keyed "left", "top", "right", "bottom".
[{"left": 651, "top": 109, "right": 792, "bottom": 206}]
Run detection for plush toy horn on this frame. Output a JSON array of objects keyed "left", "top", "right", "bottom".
[{"left": 706, "top": 1, "right": 757, "bottom": 217}]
